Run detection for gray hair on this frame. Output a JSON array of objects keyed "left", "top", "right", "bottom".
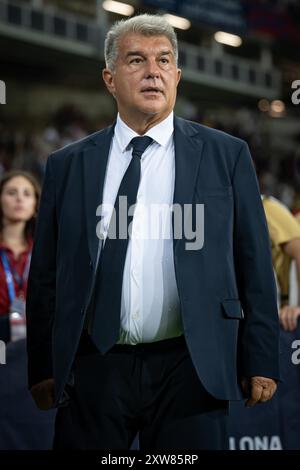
[{"left": 104, "top": 14, "right": 178, "bottom": 71}]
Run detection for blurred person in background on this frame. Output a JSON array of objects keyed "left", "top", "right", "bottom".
[
  {"left": 262, "top": 196, "right": 300, "bottom": 332},
  {"left": 0, "top": 171, "right": 55, "bottom": 451},
  {"left": 0, "top": 170, "right": 40, "bottom": 343}
]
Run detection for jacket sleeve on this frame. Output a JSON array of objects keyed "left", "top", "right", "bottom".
[
  {"left": 232, "top": 142, "right": 280, "bottom": 380},
  {"left": 26, "top": 154, "right": 57, "bottom": 388}
]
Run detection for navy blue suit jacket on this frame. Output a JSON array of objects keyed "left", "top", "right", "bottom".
[{"left": 26, "top": 116, "right": 280, "bottom": 405}]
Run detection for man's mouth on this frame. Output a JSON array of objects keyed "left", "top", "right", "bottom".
[{"left": 141, "top": 87, "right": 163, "bottom": 94}]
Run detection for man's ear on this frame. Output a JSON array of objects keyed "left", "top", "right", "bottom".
[
  {"left": 176, "top": 68, "right": 182, "bottom": 86},
  {"left": 102, "top": 68, "right": 116, "bottom": 96}
]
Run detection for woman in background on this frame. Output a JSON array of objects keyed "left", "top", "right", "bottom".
[
  {"left": 0, "top": 170, "right": 40, "bottom": 343},
  {"left": 0, "top": 170, "right": 55, "bottom": 450}
]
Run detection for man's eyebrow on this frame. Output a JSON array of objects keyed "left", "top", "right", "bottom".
[
  {"left": 159, "top": 50, "right": 173, "bottom": 56},
  {"left": 126, "top": 51, "right": 145, "bottom": 57},
  {"left": 125, "top": 50, "right": 173, "bottom": 58}
]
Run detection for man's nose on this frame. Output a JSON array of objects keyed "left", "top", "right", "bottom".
[{"left": 144, "top": 59, "right": 160, "bottom": 78}]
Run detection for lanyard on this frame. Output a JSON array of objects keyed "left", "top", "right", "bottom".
[{"left": 0, "top": 249, "right": 31, "bottom": 303}]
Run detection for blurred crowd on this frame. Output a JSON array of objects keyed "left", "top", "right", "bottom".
[{"left": 0, "top": 105, "right": 112, "bottom": 183}]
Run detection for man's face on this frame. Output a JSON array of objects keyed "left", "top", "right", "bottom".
[{"left": 103, "top": 33, "right": 181, "bottom": 124}]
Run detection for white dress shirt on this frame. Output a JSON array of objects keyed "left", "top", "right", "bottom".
[{"left": 99, "top": 111, "right": 183, "bottom": 344}]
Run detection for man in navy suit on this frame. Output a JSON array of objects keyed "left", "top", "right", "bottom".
[{"left": 26, "top": 14, "right": 279, "bottom": 450}]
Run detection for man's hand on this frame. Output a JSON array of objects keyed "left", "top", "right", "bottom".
[
  {"left": 30, "top": 378, "right": 55, "bottom": 410},
  {"left": 241, "top": 376, "right": 277, "bottom": 407},
  {"left": 279, "top": 305, "right": 300, "bottom": 331}
]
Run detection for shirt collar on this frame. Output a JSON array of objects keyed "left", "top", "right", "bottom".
[{"left": 115, "top": 111, "right": 174, "bottom": 153}]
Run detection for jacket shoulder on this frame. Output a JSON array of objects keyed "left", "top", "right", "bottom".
[
  {"left": 49, "top": 126, "right": 113, "bottom": 165},
  {"left": 176, "top": 117, "right": 246, "bottom": 150}
]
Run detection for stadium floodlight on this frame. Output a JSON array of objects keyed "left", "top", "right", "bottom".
[
  {"left": 163, "top": 14, "right": 191, "bottom": 30},
  {"left": 270, "top": 100, "right": 285, "bottom": 117},
  {"left": 102, "top": 0, "right": 134, "bottom": 16},
  {"left": 214, "top": 31, "right": 242, "bottom": 47},
  {"left": 258, "top": 99, "right": 270, "bottom": 112}
]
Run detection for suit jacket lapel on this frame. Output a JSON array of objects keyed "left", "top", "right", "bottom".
[
  {"left": 173, "top": 116, "right": 204, "bottom": 251},
  {"left": 83, "top": 124, "right": 115, "bottom": 266}
]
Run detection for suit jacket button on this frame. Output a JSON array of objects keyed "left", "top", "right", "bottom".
[{"left": 89, "top": 260, "right": 93, "bottom": 269}]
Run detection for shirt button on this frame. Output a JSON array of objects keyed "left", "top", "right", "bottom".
[{"left": 132, "top": 313, "right": 139, "bottom": 320}]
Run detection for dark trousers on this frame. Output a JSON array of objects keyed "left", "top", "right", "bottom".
[{"left": 53, "top": 332, "right": 228, "bottom": 450}]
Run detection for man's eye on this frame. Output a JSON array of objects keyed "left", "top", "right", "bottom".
[
  {"left": 160, "top": 58, "right": 169, "bottom": 64},
  {"left": 130, "top": 58, "right": 143, "bottom": 64}
]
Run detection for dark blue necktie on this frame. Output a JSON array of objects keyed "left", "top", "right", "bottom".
[{"left": 90, "top": 135, "right": 153, "bottom": 353}]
